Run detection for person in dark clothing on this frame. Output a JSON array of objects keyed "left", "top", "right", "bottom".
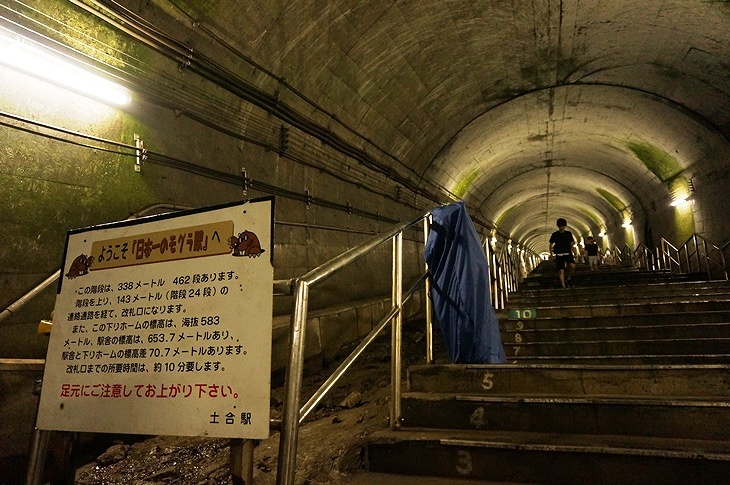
[
  {"left": 549, "top": 218, "right": 577, "bottom": 288},
  {"left": 584, "top": 235, "right": 601, "bottom": 271}
]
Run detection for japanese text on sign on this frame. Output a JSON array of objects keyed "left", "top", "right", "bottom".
[{"left": 91, "top": 221, "right": 234, "bottom": 270}]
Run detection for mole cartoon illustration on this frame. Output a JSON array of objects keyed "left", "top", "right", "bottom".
[
  {"left": 65, "top": 254, "right": 93, "bottom": 279},
  {"left": 228, "top": 230, "right": 265, "bottom": 257}
]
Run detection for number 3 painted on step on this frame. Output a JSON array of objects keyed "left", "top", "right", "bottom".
[{"left": 456, "top": 450, "right": 473, "bottom": 475}]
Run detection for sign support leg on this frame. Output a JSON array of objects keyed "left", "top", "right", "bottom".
[{"left": 231, "top": 438, "right": 255, "bottom": 485}]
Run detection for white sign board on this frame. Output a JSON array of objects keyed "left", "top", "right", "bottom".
[{"left": 37, "top": 198, "right": 274, "bottom": 439}]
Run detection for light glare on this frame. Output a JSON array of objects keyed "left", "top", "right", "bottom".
[{"left": 0, "top": 33, "right": 130, "bottom": 106}]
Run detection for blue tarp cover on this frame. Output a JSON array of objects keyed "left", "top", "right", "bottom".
[{"left": 424, "top": 201, "right": 506, "bottom": 364}]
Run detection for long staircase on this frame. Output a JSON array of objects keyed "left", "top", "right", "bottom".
[{"left": 365, "top": 263, "right": 730, "bottom": 484}]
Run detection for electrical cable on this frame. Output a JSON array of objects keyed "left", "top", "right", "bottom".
[
  {"left": 2, "top": 1, "right": 506, "bottom": 237},
  {"left": 162, "top": 0, "right": 426, "bottom": 182},
  {"left": 70, "top": 0, "right": 450, "bottom": 203},
  {"left": 0, "top": 109, "right": 401, "bottom": 224},
  {"left": 3, "top": 1, "right": 434, "bottom": 205}
]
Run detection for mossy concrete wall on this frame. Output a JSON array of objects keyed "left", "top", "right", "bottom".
[{"left": 0, "top": 68, "right": 425, "bottom": 359}]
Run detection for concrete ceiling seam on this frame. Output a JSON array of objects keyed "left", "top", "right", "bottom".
[{"left": 4, "top": 0, "right": 729, "bottom": 248}]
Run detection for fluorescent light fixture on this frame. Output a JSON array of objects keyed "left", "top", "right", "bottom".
[
  {"left": 0, "top": 30, "right": 130, "bottom": 106},
  {"left": 671, "top": 197, "right": 689, "bottom": 207}
]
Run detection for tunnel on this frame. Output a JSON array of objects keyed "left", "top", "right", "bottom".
[{"left": 1, "top": 1, "right": 730, "bottom": 483}]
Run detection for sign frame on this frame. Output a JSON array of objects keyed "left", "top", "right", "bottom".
[{"left": 37, "top": 197, "right": 275, "bottom": 440}]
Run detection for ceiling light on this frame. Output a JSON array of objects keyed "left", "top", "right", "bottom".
[
  {"left": 670, "top": 197, "right": 689, "bottom": 207},
  {"left": 622, "top": 220, "right": 632, "bottom": 228},
  {"left": 0, "top": 29, "right": 130, "bottom": 106}
]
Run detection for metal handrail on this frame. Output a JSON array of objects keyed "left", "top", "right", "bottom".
[
  {"left": 609, "top": 245, "right": 630, "bottom": 267},
  {"left": 275, "top": 210, "right": 544, "bottom": 483},
  {"left": 657, "top": 234, "right": 728, "bottom": 280},
  {"left": 631, "top": 243, "right": 657, "bottom": 270},
  {"left": 488, "top": 243, "right": 541, "bottom": 308},
  {"left": 602, "top": 246, "right": 621, "bottom": 266},
  {"left": 575, "top": 234, "right": 726, "bottom": 279},
  {"left": 1, "top": 204, "right": 194, "bottom": 326},
  {"left": 296, "top": 272, "right": 429, "bottom": 425},
  {"left": 276, "top": 212, "right": 431, "bottom": 485},
  {"left": 658, "top": 238, "right": 680, "bottom": 272}
]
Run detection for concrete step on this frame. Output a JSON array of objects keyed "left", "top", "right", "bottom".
[
  {"left": 369, "top": 428, "right": 730, "bottom": 482},
  {"left": 344, "top": 471, "right": 504, "bottom": 485},
  {"left": 501, "top": 337, "right": 730, "bottom": 357},
  {"left": 500, "top": 311, "right": 730, "bottom": 330},
  {"left": 506, "top": 300, "right": 730, "bottom": 318},
  {"left": 508, "top": 281, "right": 730, "bottom": 306},
  {"left": 509, "top": 292, "right": 730, "bottom": 308},
  {"left": 366, "top": 428, "right": 730, "bottom": 484},
  {"left": 371, "top": 267, "right": 730, "bottom": 484},
  {"left": 524, "top": 266, "right": 682, "bottom": 278},
  {"left": 400, "top": 393, "right": 730, "bottom": 440},
  {"left": 521, "top": 270, "right": 707, "bottom": 290},
  {"left": 407, "top": 364, "right": 730, "bottom": 398},
  {"left": 507, "top": 353, "right": 730, "bottom": 365},
  {"left": 501, "top": 322, "right": 730, "bottom": 343}
]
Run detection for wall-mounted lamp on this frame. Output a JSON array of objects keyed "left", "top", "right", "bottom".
[
  {"left": 598, "top": 230, "right": 606, "bottom": 238},
  {"left": 622, "top": 220, "right": 632, "bottom": 228},
  {"left": 669, "top": 177, "right": 693, "bottom": 208},
  {"left": 0, "top": 28, "right": 131, "bottom": 106}
]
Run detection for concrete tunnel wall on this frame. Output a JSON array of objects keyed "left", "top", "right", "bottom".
[
  {"left": 0, "top": 77, "right": 427, "bottom": 358},
  {"left": 0, "top": 48, "right": 428, "bottom": 463},
  {"left": 2, "top": 0, "right": 730, "bottom": 362},
  {"left": 2, "top": 0, "right": 730, "bottom": 468}
]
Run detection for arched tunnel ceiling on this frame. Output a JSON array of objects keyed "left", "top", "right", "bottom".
[
  {"left": 430, "top": 84, "right": 700, "bottom": 247},
  {"left": 5, "top": 0, "right": 729, "bottom": 252},
  {"left": 178, "top": 0, "right": 730, "bottom": 250}
]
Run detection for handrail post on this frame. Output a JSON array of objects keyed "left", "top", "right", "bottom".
[
  {"left": 390, "top": 232, "right": 403, "bottom": 430},
  {"left": 25, "top": 428, "right": 50, "bottom": 485},
  {"left": 423, "top": 216, "right": 434, "bottom": 364},
  {"left": 486, "top": 241, "right": 496, "bottom": 308},
  {"left": 276, "top": 279, "right": 310, "bottom": 485}
]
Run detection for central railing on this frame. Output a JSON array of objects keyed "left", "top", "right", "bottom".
[
  {"left": 601, "top": 233, "right": 728, "bottom": 280},
  {"left": 275, "top": 212, "right": 432, "bottom": 485},
  {"left": 0, "top": 205, "right": 547, "bottom": 485},
  {"left": 485, "top": 240, "right": 542, "bottom": 309},
  {"left": 273, "top": 210, "right": 545, "bottom": 484},
  {"left": 273, "top": 227, "right": 729, "bottom": 484},
  {"left": 656, "top": 234, "right": 728, "bottom": 280}
]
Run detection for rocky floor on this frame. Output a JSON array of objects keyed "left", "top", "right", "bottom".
[{"left": 71, "top": 322, "right": 436, "bottom": 485}]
